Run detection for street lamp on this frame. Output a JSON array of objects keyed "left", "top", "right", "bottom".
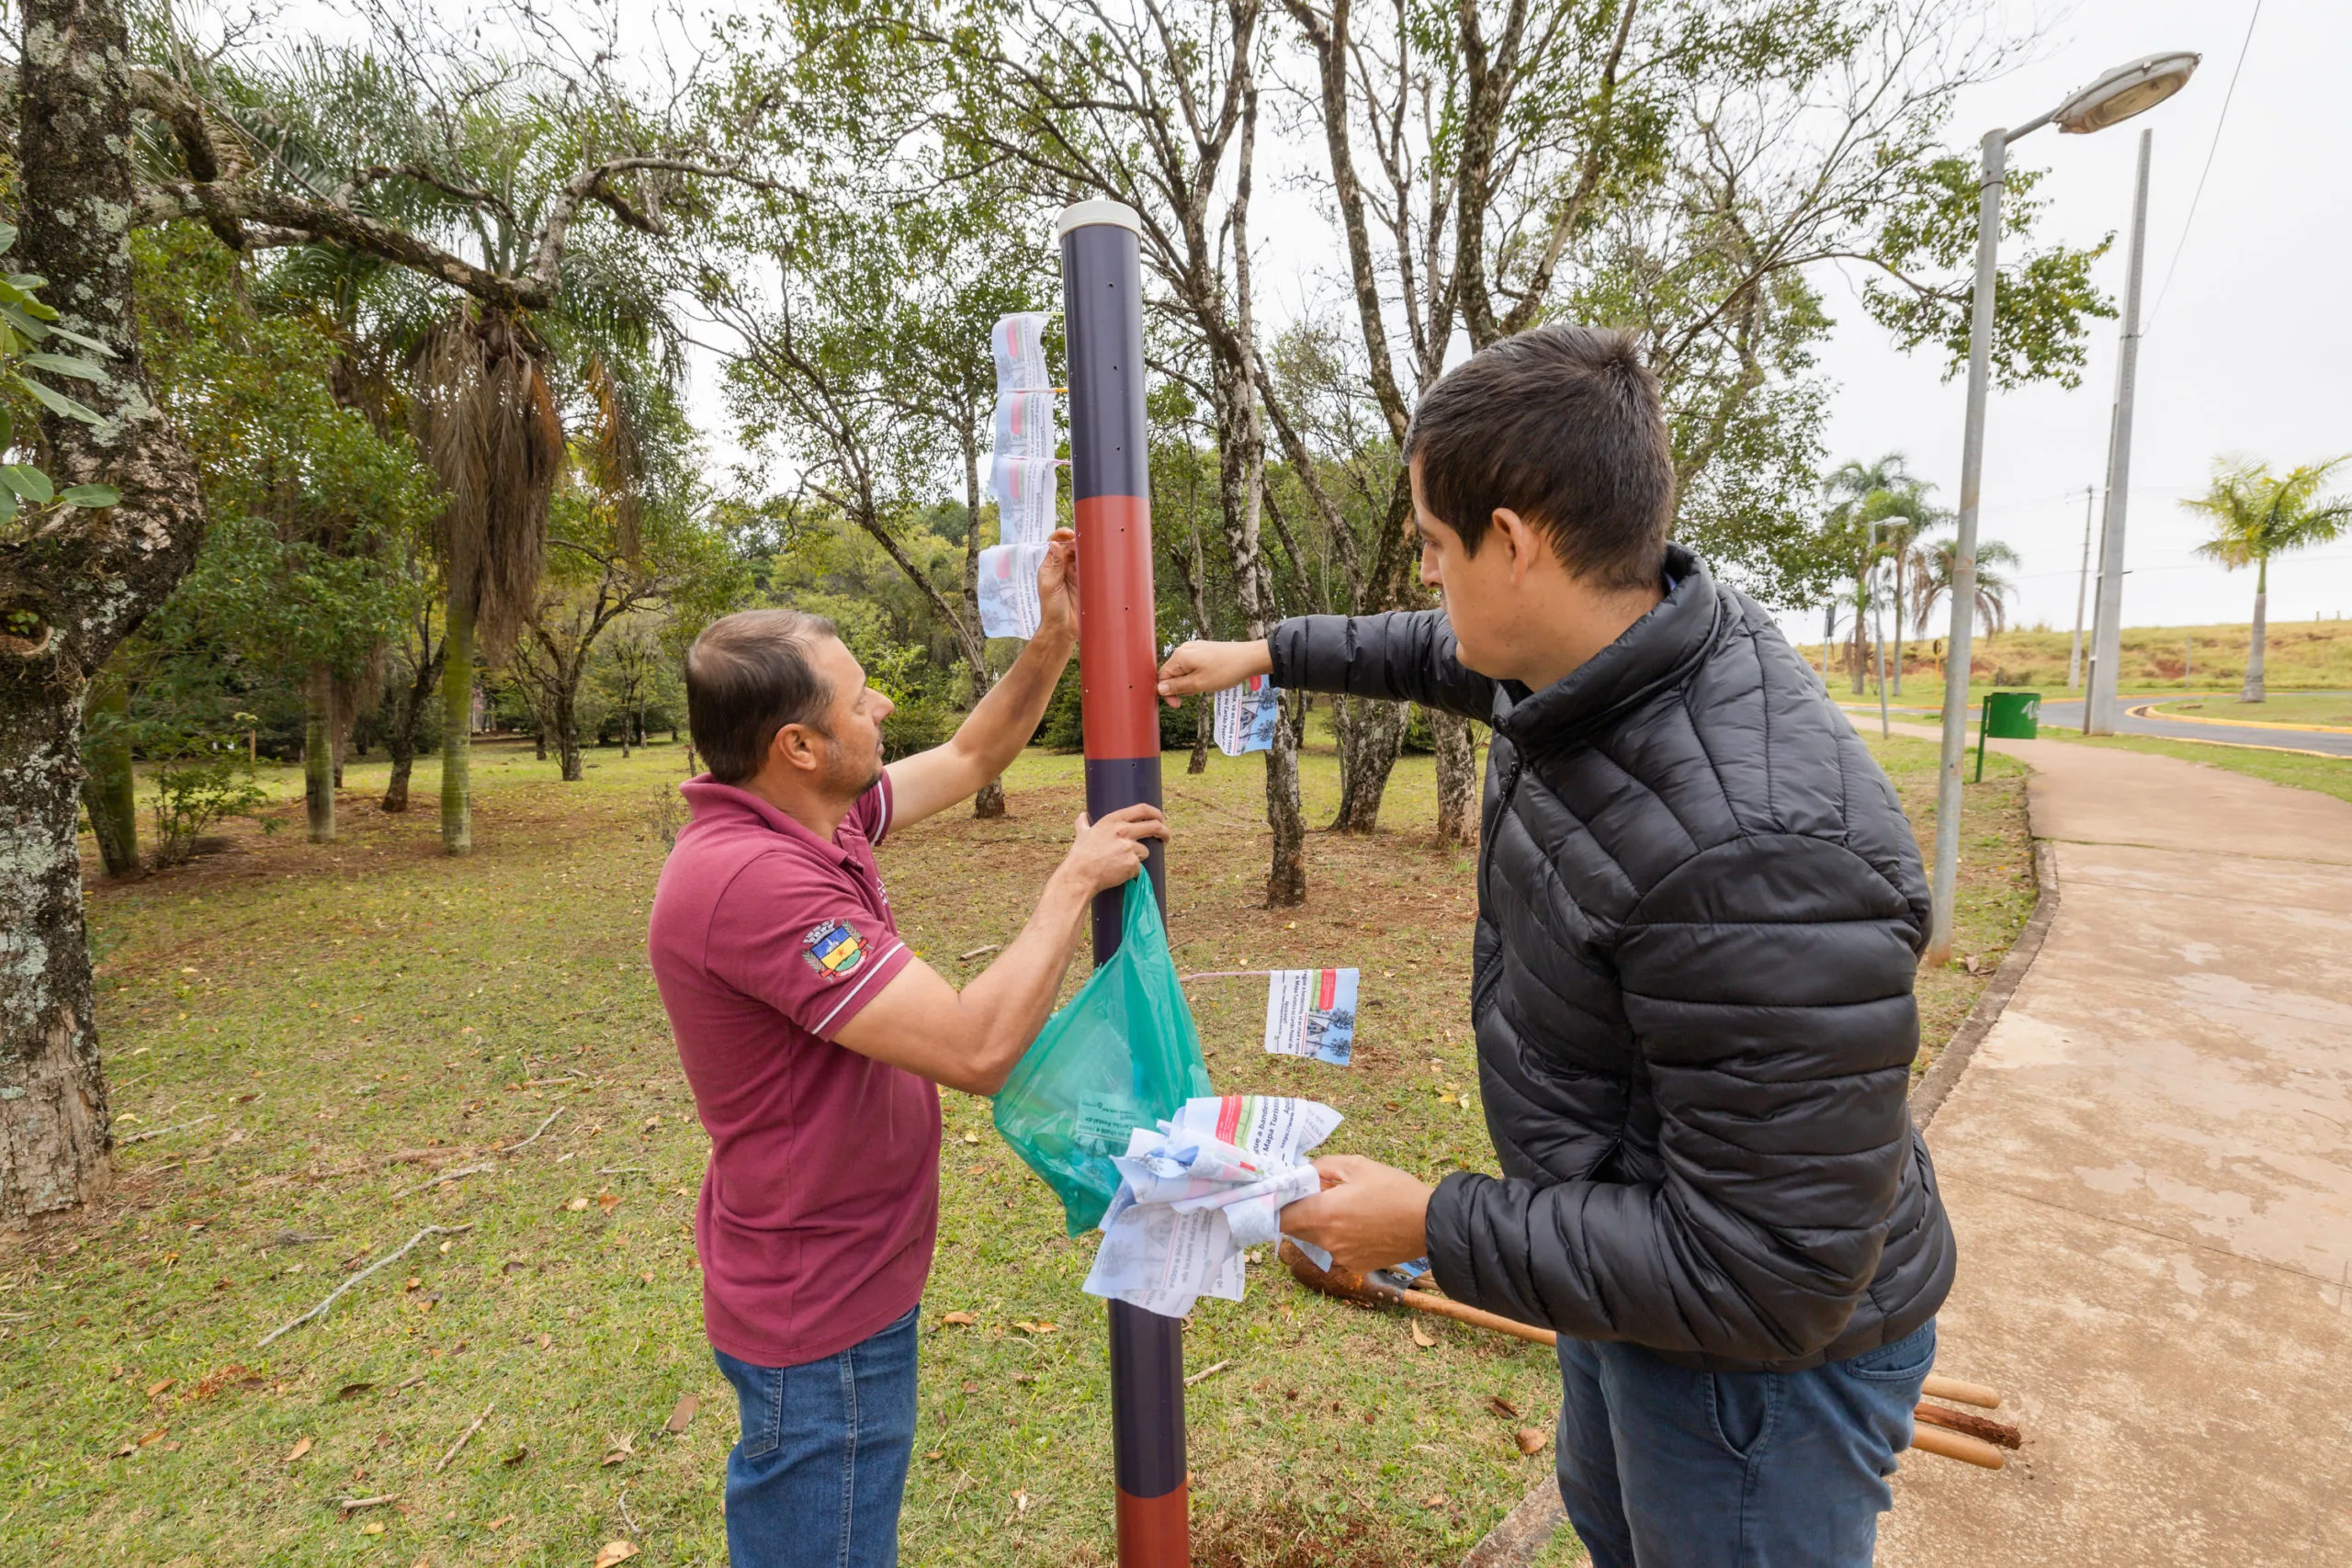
[{"left": 1925, "top": 51, "right": 2199, "bottom": 966}]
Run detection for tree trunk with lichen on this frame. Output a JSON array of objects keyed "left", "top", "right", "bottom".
[
  {"left": 440, "top": 598, "right": 475, "bottom": 852},
  {"left": 1432, "top": 711, "right": 1481, "bottom": 847},
  {"left": 79, "top": 665, "right": 140, "bottom": 874},
  {"left": 1329, "top": 694, "right": 1405, "bottom": 832},
  {"left": 2, "top": 0, "right": 211, "bottom": 1221},
  {"left": 304, "top": 664, "right": 336, "bottom": 842}
]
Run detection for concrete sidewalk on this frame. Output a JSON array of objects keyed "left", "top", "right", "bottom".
[{"left": 1881, "top": 728, "right": 2352, "bottom": 1564}]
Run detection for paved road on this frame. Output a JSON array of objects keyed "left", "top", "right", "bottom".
[
  {"left": 1842, "top": 696, "right": 2352, "bottom": 757},
  {"left": 2039, "top": 694, "right": 2352, "bottom": 758},
  {"left": 1879, "top": 728, "right": 2352, "bottom": 1566}
]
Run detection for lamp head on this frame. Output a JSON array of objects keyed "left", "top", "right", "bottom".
[{"left": 2055, "top": 51, "right": 2200, "bottom": 134}]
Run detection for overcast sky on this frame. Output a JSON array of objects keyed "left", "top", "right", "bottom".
[
  {"left": 1803, "top": 0, "right": 2351, "bottom": 636},
  {"left": 668, "top": 0, "right": 2346, "bottom": 637}
]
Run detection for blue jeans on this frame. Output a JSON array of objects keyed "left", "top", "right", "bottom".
[
  {"left": 1555, "top": 1319, "right": 1935, "bottom": 1568},
  {"left": 713, "top": 1303, "right": 921, "bottom": 1568}
]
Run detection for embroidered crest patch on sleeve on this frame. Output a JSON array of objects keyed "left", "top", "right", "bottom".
[{"left": 801, "top": 919, "right": 868, "bottom": 978}]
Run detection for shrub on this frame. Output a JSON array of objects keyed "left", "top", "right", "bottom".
[
  {"left": 149, "top": 740, "right": 268, "bottom": 866},
  {"left": 882, "top": 691, "right": 956, "bottom": 760}
]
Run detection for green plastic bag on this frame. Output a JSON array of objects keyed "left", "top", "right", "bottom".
[{"left": 993, "top": 878, "right": 1215, "bottom": 1235}]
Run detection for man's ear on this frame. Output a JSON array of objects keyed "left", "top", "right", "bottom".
[
  {"left": 1491, "top": 507, "right": 1544, "bottom": 581},
  {"left": 768, "top": 721, "right": 824, "bottom": 776}
]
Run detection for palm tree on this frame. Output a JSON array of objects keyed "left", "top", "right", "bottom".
[
  {"left": 1858, "top": 481, "right": 1946, "bottom": 696},
  {"left": 1823, "top": 454, "right": 1918, "bottom": 694},
  {"left": 1911, "top": 536, "right": 2021, "bottom": 659},
  {"left": 2185, "top": 455, "right": 2352, "bottom": 702}
]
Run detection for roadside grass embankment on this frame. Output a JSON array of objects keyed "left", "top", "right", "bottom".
[{"left": 3, "top": 725, "right": 2030, "bottom": 1567}]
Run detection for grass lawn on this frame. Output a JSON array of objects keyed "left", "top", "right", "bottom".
[
  {"left": 2143, "top": 692, "right": 2352, "bottom": 728},
  {"left": 2, "top": 720, "right": 2031, "bottom": 1567},
  {"left": 1801, "top": 615, "right": 2352, "bottom": 700}
]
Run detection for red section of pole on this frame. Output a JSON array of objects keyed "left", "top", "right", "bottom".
[
  {"left": 1059, "top": 198, "right": 1189, "bottom": 1565},
  {"left": 1074, "top": 495, "right": 1164, "bottom": 760}
]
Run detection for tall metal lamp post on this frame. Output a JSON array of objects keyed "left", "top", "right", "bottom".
[{"left": 1926, "top": 51, "right": 2199, "bottom": 965}]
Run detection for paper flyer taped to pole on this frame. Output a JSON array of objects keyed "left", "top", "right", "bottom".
[
  {"left": 1264, "top": 968, "right": 1358, "bottom": 1065},
  {"left": 977, "top": 543, "right": 1046, "bottom": 638},
  {"left": 990, "top": 456, "right": 1060, "bottom": 547},
  {"left": 1213, "top": 675, "right": 1279, "bottom": 755},
  {"left": 994, "top": 390, "right": 1058, "bottom": 459},
  {"left": 1083, "top": 1095, "right": 1342, "bottom": 1319},
  {"left": 992, "top": 310, "right": 1050, "bottom": 395}
]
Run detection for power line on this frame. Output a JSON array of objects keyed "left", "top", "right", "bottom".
[{"left": 2144, "top": 0, "right": 2264, "bottom": 333}]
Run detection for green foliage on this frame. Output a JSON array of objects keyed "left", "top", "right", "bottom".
[
  {"left": 1860, "top": 157, "right": 2115, "bottom": 391},
  {"left": 126, "top": 229, "right": 436, "bottom": 743},
  {"left": 149, "top": 739, "right": 271, "bottom": 865},
  {"left": 2186, "top": 454, "right": 2352, "bottom": 571},
  {"left": 0, "top": 219, "right": 124, "bottom": 531},
  {"left": 1038, "top": 659, "right": 1085, "bottom": 752}
]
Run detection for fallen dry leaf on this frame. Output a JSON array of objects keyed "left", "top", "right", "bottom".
[
  {"left": 403, "top": 1277, "right": 423, "bottom": 1292},
  {"left": 595, "top": 1190, "right": 620, "bottom": 1213},
  {"left": 938, "top": 1311, "right": 979, "bottom": 1327},
  {"left": 144, "top": 1378, "right": 175, "bottom": 1398},
  {"left": 1487, "top": 1395, "right": 1521, "bottom": 1420},
  {"left": 1409, "top": 1320, "right": 1437, "bottom": 1348},
  {"left": 501, "top": 1445, "right": 529, "bottom": 1467},
  {"left": 136, "top": 1427, "right": 166, "bottom": 1448},
  {"left": 1515, "top": 1427, "right": 1549, "bottom": 1455},
  {"left": 536, "top": 1333, "right": 553, "bottom": 1350},
  {"left": 594, "top": 1541, "right": 640, "bottom": 1568},
  {"left": 566, "top": 1198, "right": 591, "bottom": 1213},
  {"left": 359, "top": 1521, "right": 385, "bottom": 1536},
  {"left": 336, "top": 1382, "right": 374, "bottom": 1400},
  {"left": 665, "top": 1393, "right": 700, "bottom": 1434},
  {"left": 486, "top": 1516, "right": 514, "bottom": 1531},
  {"left": 601, "top": 1434, "right": 637, "bottom": 1466},
  {"left": 283, "top": 1437, "right": 312, "bottom": 1464},
  {"left": 1012, "top": 1321, "right": 1058, "bottom": 1336}
]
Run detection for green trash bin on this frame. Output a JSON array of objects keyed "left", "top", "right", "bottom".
[{"left": 1975, "top": 690, "right": 2041, "bottom": 779}]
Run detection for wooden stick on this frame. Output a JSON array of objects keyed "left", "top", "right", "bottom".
[
  {"left": 497, "top": 1108, "right": 564, "bottom": 1154},
  {"left": 1914, "top": 1402, "right": 2021, "bottom": 1450},
  {"left": 1922, "top": 1373, "right": 2002, "bottom": 1410},
  {"left": 1280, "top": 1241, "right": 1557, "bottom": 1347},
  {"left": 391, "top": 1162, "right": 492, "bottom": 1201},
  {"left": 1184, "top": 1359, "right": 1232, "bottom": 1387},
  {"left": 120, "top": 1114, "right": 215, "bottom": 1145},
  {"left": 258, "top": 1224, "right": 471, "bottom": 1347},
  {"left": 435, "top": 1403, "right": 494, "bottom": 1472},
  {"left": 1910, "top": 1425, "right": 2005, "bottom": 1470}
]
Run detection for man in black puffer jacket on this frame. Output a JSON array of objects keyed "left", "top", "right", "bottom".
[{"left": 1157, "top": 326, "right": 1954, "bottom": 1567}]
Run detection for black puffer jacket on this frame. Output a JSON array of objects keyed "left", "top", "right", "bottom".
[{"left": 1270, "top": 547, "right": 1954, "bottom": 1371}]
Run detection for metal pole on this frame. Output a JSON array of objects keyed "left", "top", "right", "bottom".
[
  {"left": 2086, "top": 129, "right": 2153, "bottom": 735},
  {"left": 2066, "top": 486, "right": 2094, "bottom": 688},
  {"left": 1870, "top": 523, "right": 1890, "bottom": 738},
  {"left": 1056, "top": 197, "right": 1188, "bottom": 1568},
  {"left": 1928, "top": 126, "right": 2007, "bottom": 967}
]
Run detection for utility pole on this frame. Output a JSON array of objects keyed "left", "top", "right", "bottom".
[
  {"left": 2066, "top": 485, "right": 2095, "bottom": 688},
  {"left": 2086, "top": 129, "right": 2154, "bottom": 735},
  {"left": 1925, "top": 53, "right": 2196, "bottom": 963}
]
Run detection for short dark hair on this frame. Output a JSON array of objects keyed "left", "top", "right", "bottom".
[
  {"left": 1404, "top": 324, "right": 1676, "bottom": 591},
  {"left": 685, "top": 609, "right": 841, "bottom": 783}
]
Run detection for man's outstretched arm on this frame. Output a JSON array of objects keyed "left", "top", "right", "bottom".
[
  {"left": 1159, "top": 612, "right": 1498, "bottom": 721},
  {"left": 832, "top": 805, "right": 1166, "bottom": 1096},
  {"left": 888, "top": 530, "right": 1078, "bottom": 830}
]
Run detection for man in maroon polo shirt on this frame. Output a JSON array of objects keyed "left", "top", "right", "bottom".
[{"left": 649, "top": 531, "right": 1164, "bottom": 1568}]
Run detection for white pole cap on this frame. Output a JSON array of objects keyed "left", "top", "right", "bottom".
[{"left": 1054, "top": 198, "right": 1143, "bottom": 239}]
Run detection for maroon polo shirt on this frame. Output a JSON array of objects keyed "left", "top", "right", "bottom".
[{"left": 648, "top": 773, "right": 936, "bottom": 1367}]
